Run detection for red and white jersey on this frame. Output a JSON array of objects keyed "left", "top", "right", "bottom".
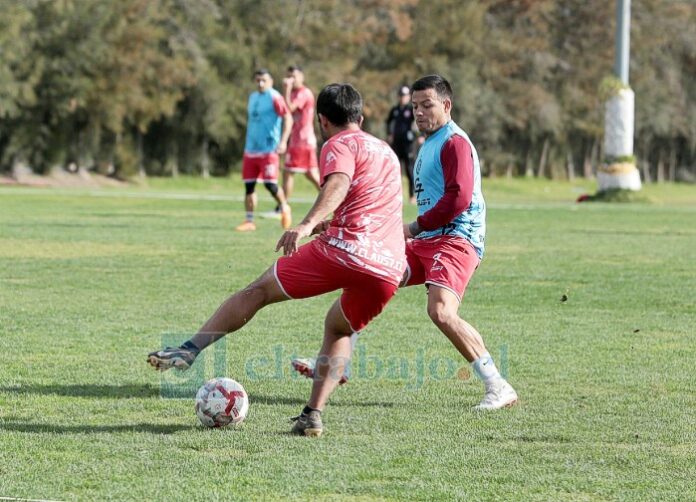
[
  {"left": 317, "top": 129, "right": 405, "bottom": 285},
  {"left": 289, "top": 86, "right": 317, "bottom": 149}
]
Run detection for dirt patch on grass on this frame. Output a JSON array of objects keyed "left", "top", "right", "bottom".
[{"left": 0, "top": 168, "right": 129, "bottom": 188}]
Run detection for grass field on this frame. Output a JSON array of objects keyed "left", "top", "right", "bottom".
[{"left": 1, "top": 177, "right": 695, "bottom": 501}]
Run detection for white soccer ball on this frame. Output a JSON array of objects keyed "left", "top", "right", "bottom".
[{"left": 195, "top": 377, "right": 249, "bottom": 428}]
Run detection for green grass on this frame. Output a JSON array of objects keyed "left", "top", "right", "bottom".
[{"left": 1, "top": 178, "right": 695, "bottom": 501}]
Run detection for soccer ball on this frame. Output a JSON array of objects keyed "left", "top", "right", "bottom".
[{"left": 195, "top": 377, "right": 249, "bottom": 428}]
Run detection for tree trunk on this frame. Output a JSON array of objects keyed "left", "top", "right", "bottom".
[
  {"left": 168, "top": 141, "right": 179, "bottom": 178},
  {"left": 590, "top": 137, "right": 600, "bottom": 177},
  {"left": 136, "top": 131, "right": 145, "bottom": 178},
  {"left": 656, "top": 149, "right": 665, "bottom": 183},
  {"left": 668, "top": 142, "right": 677, "bottom": 182},
  {"left": 641, "top": 157, "right": 651, "bottom": 183},
  {"left": 640, "top": 136, "right": 651, "bottom": 183},
  {"left": 583, "top": 144, "right": 592, "bottom": 179},
  {"left": 505, "top": 162, "right": 513, "bottom": 178},
  {"left": 566, "top": 152, "right": 575, "bottom": 181},
  {"left": 536, "top": 137, "right": 550, "bottom": 178},
  {"left": 524, "top": 149, "right": 534, "bottom": 177},
  {"left": 200, "top": 138, "right": 210, "bottom": 179}
]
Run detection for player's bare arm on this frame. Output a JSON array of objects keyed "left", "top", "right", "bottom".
[
  {"left": 275, "top": 172, "right": 350, "bottom": 255},
  {"left": 277, "top": 111, "right": 293, "bottom": 154},
  {"left": 283, "top": 78, "right": 302, "bottom": 113}
]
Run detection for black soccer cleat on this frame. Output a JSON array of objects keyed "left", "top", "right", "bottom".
[
  {"left": 147, "top": 346, "right": 199, "bottom": 372},
  {"left": 290, "top": 410, "right": 323, "bottom": 437}
]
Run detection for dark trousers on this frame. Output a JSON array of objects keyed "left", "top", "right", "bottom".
[{"left": 392, "top": 141, "right": 414, "bottom": 197}]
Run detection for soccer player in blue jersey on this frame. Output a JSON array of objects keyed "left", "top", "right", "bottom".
[
  {"left": 293, "top": 75, "right": 517, "bottom": 410},
  {"left": 237, "top": 69, "right": 294, "bottom": 232},
  {"left": 400, "top": 74, "right": 517, "bottom": 409}
]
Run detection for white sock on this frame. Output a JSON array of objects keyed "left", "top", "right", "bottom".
[
  {"left": 472, "top": 353, "right": 501, "bottom": 386},
  {"left": 349, "top": 332, "right": 359, "bottom": 351}
]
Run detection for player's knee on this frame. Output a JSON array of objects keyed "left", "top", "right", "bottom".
[
  {"left": 244, "top": 182, "right": 256, "bottom": 195},
  {"left": 241, "top": 281, "right": 272, "bottom": 307},
  {"left": 263, "top": 182, "right": 278, "bottom": 196}
]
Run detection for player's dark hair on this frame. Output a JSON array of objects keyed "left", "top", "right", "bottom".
[
  {"left": 287, "top": 65, "right": 303, "bottom": 72},
  {"left": 254, "top": 68, "right": 271, "bottom": 78},
  {"left": 411, "top": 74, "right": 453, "bottom": 102},
  {"left": 316, "top": 83, "right": 362, "bottom": 126}
]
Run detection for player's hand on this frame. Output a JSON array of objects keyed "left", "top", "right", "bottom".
[
  {"left": 283, "top": 77, "right": 293, "bottom": 89},
  {"left": 276, "top": 223, "right": 313, "bottom": 256},
  {"left": 276, "top": 142, "right": 287, "bottom": 155},
  {"left": 403, "top": 222, "right": 413, "bottom": 239},
  {"left": 311, "top": 220, "right": 330, "bottom": 235}
]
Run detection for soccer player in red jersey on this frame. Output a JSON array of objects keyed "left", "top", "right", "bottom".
[
  {"left": 282, "top": 66, "right": 321, "bottom": 201},
  {"left": 148, "top": 84, "right": 405, "bottom": 436},
  {"left": 294, "top": 75, "right": 518, "bottom": 410}
]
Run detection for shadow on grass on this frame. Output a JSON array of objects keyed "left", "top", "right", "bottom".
[
  {"left": 250, "top": 392, "right": 395, "bottom": 408},
  {"left": 0, "top": 420, "right": 195, "bottom": 435},
  {"left": 0, "top": 385, "right": 396, "bottom": 407},
  {"left": 0, "top": 383, "right": 163, "bottom": 398}
]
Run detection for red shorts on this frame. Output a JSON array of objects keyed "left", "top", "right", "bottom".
[
  {"left": 242, "top": 153, "right": 279, "bottom": 183},
  {"left": 274, "top": 240, "right": 398, "bottom": 332},
  {"left": 284, "top": 146, "right": 318, "bottom": 172},
  {"left": 403, "top": 236, "right": 480, "bottom": 302}
]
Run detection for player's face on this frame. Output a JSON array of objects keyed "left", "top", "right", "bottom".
[
  {"left": 287, "top": 70, "right": 304, "bottom": 88},
  {"left": 255, "top": 74, "right": 272, "bottom": 93},
  {"left": 412, "top": 89, "right": 451, "bottom": 136}
]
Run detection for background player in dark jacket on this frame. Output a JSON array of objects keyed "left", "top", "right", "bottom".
[{"left": 386, "top": 85, "right": 418, "bottom": 204}]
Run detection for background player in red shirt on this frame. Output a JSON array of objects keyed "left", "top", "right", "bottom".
[
  {"left": 282, "top": 65, "right": 321, "bottom": 202},
  {"left": 148, "top": 83, "right": 405, "bottom": 437}
]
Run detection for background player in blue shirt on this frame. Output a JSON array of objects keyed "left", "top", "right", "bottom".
[{"left": 237, "top": 69, "right": 293, "bottom": 232}]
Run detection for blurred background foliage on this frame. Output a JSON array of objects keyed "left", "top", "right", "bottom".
[{"left": 0, "top": 0, "right": 693, "bottom": 181}]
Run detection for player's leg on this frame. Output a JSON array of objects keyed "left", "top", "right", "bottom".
[
  {"left": 426, "top": 285, "right": 517, "bottom": 410},
  {"left": 236, "top": 182, "right": 257, "bottom": 231},
  {"left": 416, "top": 237, "right": 517, "bottom": 409},
  {"left": 394, "top": 144, "right": 415, "bottom": 204},
  {"left": 282, "top": 169, "right": 295, "bottom": 201},
  {"left": 237, "top": 155, "right": 259, "bottom": 231},
  {"left": 261, "top": 156, "right": 292, "bottom": 229},
  {"left": 291, "top": 300, "right": 353, "bottom": 436},
  {"left": 147, "top": 266, "right": 288, "bottom": 371},
  {"left": 295, "top": 147, "right": 320, "bottom": 192},
  {"left": 291, "top": 275, "right": 397, "bottom": 436},
  {"left": 304, "top": 167, "right": 321, "bottom": 191},
  {"left": 426, "top": 285, "right": 486, "bottom": 362}
]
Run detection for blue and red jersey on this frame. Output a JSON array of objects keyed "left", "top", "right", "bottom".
[
  {"left": 413, "top": 121, "right": 486, "bottom": 258},
  {"left": 244, "top": 89, "right": 289, "bottom": 154}
]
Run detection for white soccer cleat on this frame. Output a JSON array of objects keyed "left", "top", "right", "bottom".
[
  {"left": 474, "top": 379, "right": 518, "bottom": 410},
  {"left": 291, "top": 357, "right": 349, "bottom": 385},
  {"left": 291, "top": 357, "right": 316, "bottom": 379}
]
